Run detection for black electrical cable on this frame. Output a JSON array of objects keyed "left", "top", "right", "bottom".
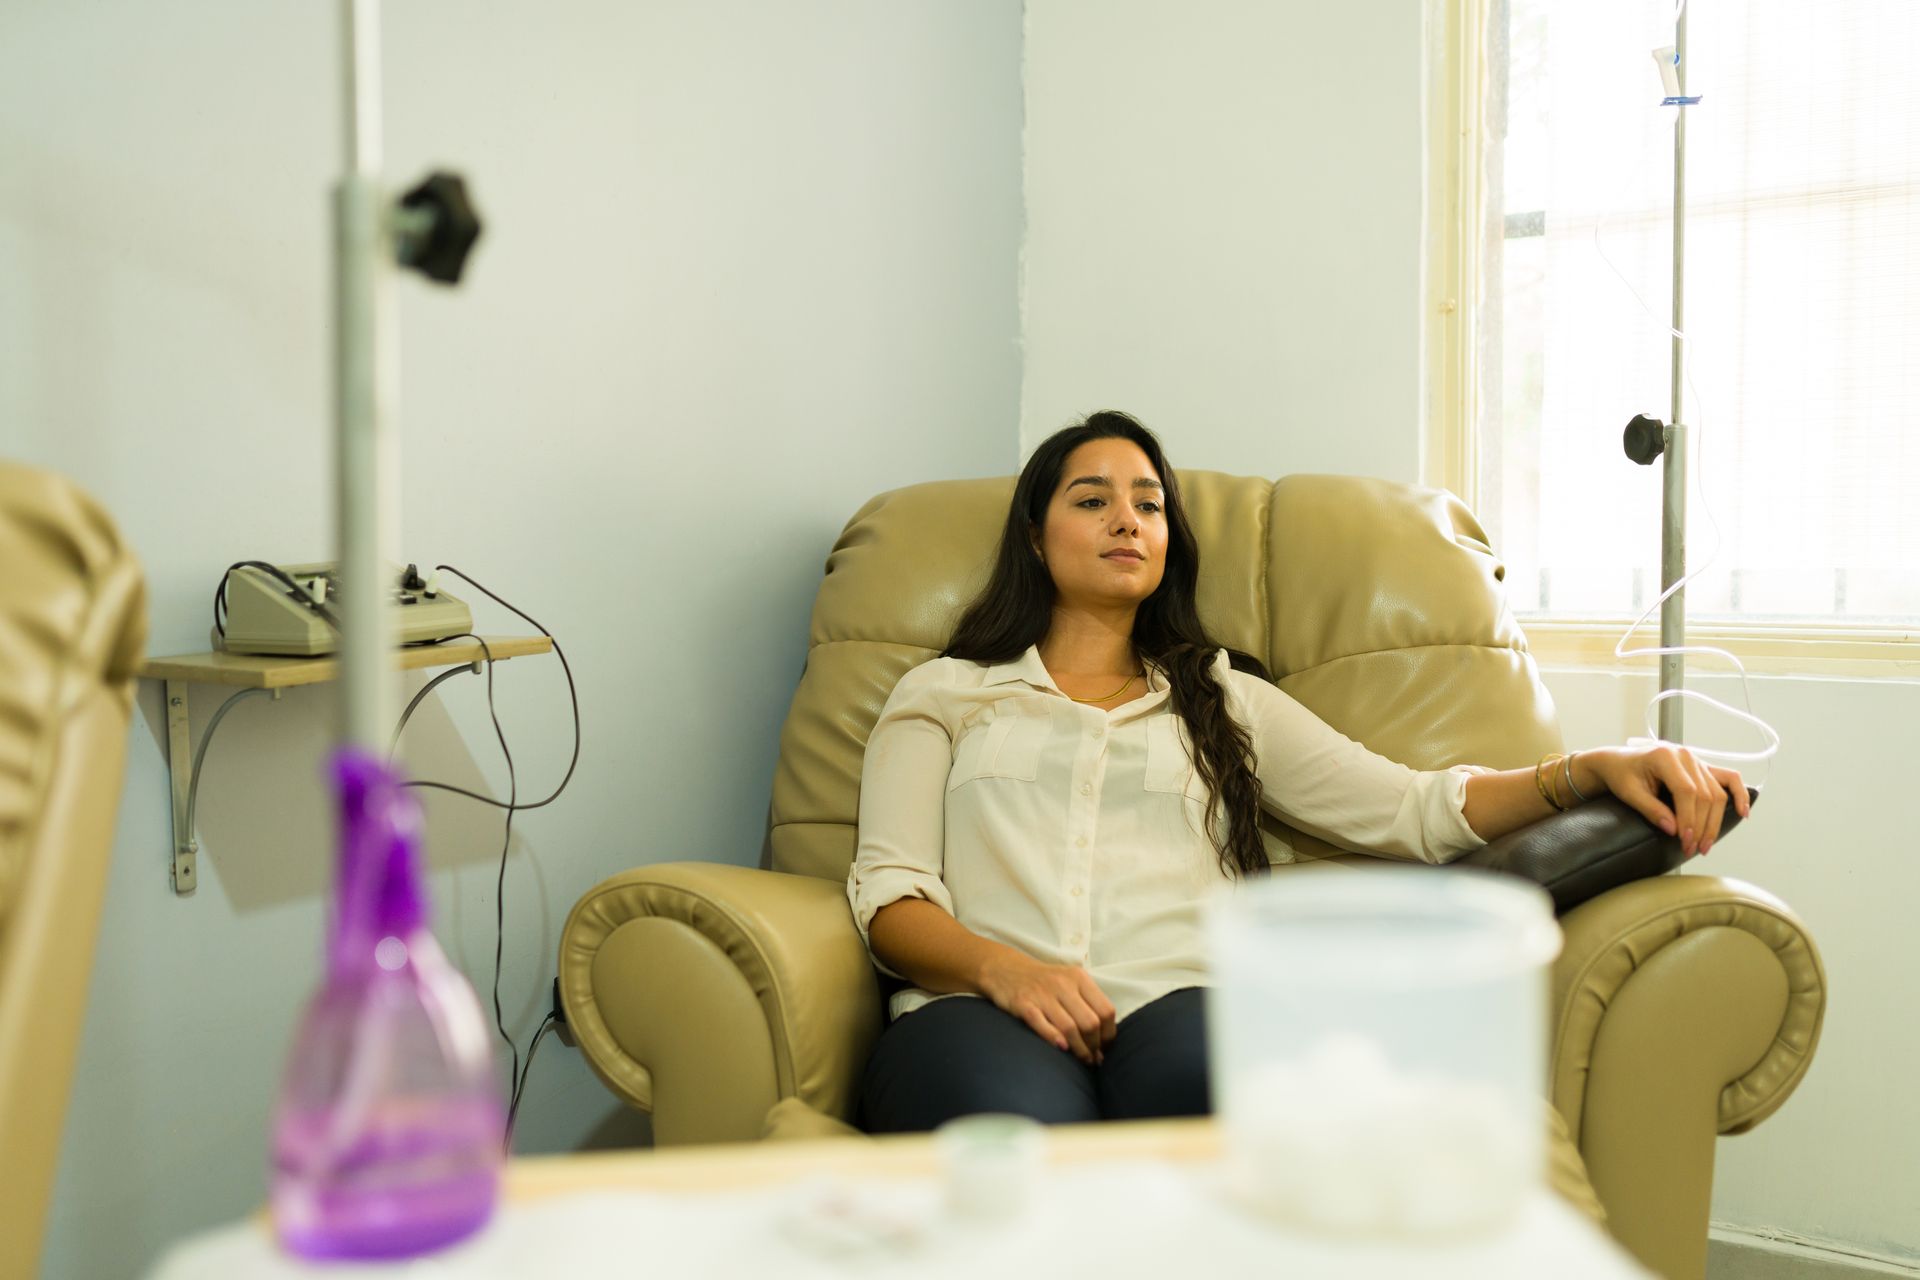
[
  {"left": 486, "top": 659, "right": 519, "bottom": 1113},
  {"left": 390, "top": 633, "right": 524, "bottom": 1097},
  {"left": 505, "top": 1011, "right": 558, "bottom": 1152},
  {"left": 384, "top": 570, "right": 583, "bottom": 1142},
  {"left": 396, "top": 565, "right": 580, "bottom": 813},
  {"left": 389, "top": 663, "right": 478, "bottom": 757}
]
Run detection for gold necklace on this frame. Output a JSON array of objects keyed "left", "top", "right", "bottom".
[{"left": 1066, "top": 672, "right": 1141, "bottom": 704}]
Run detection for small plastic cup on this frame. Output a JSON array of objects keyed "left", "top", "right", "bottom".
[
  {"left": 934, "top": 1113, "right": 1046, "bottom": 1223},
  {"left": 1205, "top": 867, "right": 1561, "bottom": 1237}
]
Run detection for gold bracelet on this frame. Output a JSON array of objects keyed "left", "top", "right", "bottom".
[
  {"left": 1561, "top": 750, "right": 1592, "bottom": 804},
  {"left": 1535, "top": 752, "right": 1567, "bottom": 812}
]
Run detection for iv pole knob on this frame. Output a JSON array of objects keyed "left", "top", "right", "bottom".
[
  {"left": 1623, "top": 414, "right": 1667, "bottom": 465},
  {"left": 396, "top": 171, "right": 483, "bottom": 285}
]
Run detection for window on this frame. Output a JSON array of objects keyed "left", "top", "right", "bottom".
[{"left": 1465, "top": 0, "right": 1920, "bottom": 631}]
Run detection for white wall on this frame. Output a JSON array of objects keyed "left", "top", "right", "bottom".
[
  {"left": 1, "top": 2, "right": 1023, "bottom": 1276},
  {"left": 1548, "top": 668, "right": 1920, "bottom": 1261},
  {"left": 1021, "top": 0, "right": 1917, "bottom": 1263},
  {"left": 1021, "top": 0, "right": 1427, "bottom": 476},
  {"left": 7, "top": 0, "right": 1913, "bottom": 1272}
]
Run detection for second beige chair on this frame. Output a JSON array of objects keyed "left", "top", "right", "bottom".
[
  {"left": 559, "top": 471, "right": 1825, "bottom": 1280},
  {"left": 0, "top": 463, "right": 148, "bottom": 1280}
]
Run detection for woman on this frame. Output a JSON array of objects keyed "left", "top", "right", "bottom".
[{"left": 847, "top": 410, "right": 1746, "bottom": 1133}]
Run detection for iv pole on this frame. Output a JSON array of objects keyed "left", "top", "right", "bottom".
[
  {"left": 334, "top": 0, "right": 481, "bottom": 754},
  {"left": 1622, "top": 4, "right": 1692, "bottom": 743},
  {"left": 336, "top": 0, "right": 397, "bottom": 752},
  {"left": 278, "top": 7, "right": 498, "bottom": 1257}
]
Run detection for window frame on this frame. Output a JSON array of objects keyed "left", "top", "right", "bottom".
[{"left": 1421, "top": 0, "right": 1920, "bottom": 677}]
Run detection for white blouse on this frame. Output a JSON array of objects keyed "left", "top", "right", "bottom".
[{"left": 846, "top": 646, "right": 1488, "bottom": 1022}]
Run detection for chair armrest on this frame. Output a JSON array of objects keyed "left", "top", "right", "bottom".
[
  {"left": 1458, "top": 788, "right": 1755, "bottom": 914},
  {"left": 559, "top": 862, "right": 881, "bottom": 1145},
  {"left": 1548, "top": 874, "right": 1826, "bottom": 1279}
]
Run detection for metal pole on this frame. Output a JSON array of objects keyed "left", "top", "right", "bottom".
[
  {"left": 1660, "top": 423, "right": 1687, "bottom": 741},
  {"left": 1658, "top": 4, "right": 1689, "bottom": 743},
  {"left": 336, "top": 0, "right": 398, "bottom": 751}
]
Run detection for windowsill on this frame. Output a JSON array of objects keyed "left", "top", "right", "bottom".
[{"left": 1519, "top": 619, "right": 1920, "bottom": 681}]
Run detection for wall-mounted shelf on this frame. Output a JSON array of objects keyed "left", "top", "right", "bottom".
[
  {"left": 136, "top": 635, "right": 554, "bottom": 895},
  {"left": 140, "top": 633, "right": 552, "bottom": 688}
]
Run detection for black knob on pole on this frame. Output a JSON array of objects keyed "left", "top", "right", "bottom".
[
  {"left": 1623, "top": 414, "right": 1667, "bottom": 466},
  {"left": 397, "top": 171, "right": 483, "bottom": 285}
]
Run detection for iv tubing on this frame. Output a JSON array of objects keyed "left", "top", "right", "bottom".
[
  {"left": 1590, "top": 213, "right": 1779, "bottom": 765},
  {"left": 1585, "top": 3, "right": 1781, "bottom": 768}
]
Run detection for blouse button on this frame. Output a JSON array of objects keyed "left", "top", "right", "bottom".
[
  {"left": 1079, "top": 783, "right": 1092, "bottom": 795},
  {"left": 1071, "top": 885, "right": 1083, "bottom": 897},
  {"left": 1075, "top": 836, "right": 1087, "bottom": 848}
]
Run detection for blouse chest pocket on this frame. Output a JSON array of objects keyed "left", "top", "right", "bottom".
[
  {"left": 948, "top": 700, "right": 1050, "bottom": 790},
  {"left": 1144, "top": 716, "right": 1199, "bottom": 795}
]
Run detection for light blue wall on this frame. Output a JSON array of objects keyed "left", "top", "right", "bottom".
[
  {"left": 6, "top": 0, "right": 1908, "bottom": 1272},
  {"left": 1021, "top": 0, "right": 1426, "bottom": 478},
  {"left": 1, "top": 3, "right": 1024, "bottom": 1276}
]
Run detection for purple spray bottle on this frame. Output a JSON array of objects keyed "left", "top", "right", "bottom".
[{"left": 270, "top": 748, "right": 503, "bottom": 1259}]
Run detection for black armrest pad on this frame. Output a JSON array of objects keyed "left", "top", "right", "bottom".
[{"left": 1456, "top": 787, "right": 1758, "bottom": 914}]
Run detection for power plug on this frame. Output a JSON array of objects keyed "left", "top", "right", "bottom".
[{"left": 550, "top": 977, "right": 576, "bottom": 1049}]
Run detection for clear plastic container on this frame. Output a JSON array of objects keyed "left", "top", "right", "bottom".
[{"left": 1205, "top": 867, "right": 1561, "bottom": 1237}]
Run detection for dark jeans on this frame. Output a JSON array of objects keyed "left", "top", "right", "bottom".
[{"left": 858, "top": 987, "right": 1210, "bottom": 1133}]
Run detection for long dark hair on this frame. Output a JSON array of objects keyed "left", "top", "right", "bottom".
[{"left": 943, "top": 410, "right": 1271, "bottom": 879}]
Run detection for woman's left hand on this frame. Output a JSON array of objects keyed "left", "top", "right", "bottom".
[{"left": 1580, "top": 743, "right": 1750, "bottom": 857}]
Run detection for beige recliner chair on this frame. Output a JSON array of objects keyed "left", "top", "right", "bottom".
[
  {"left": 0, "top": 463, "right": 147, "bottom": 1280},
  {"left": 559, "top": 472, "right": 1825, "bottom": 1280}
]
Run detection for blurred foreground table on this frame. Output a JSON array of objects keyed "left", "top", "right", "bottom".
[{"left": 149, "top": 1119, "right": 1649, "bottom": 1278}]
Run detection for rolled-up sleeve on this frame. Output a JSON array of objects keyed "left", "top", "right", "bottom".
[
  {"left": 1227, "top": 667, "right": 1489, "bottom": 864},
  {"left": 847, "top": 661, "right": 958, "bottom": 975}
]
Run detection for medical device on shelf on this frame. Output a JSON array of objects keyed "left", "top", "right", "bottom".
[{"left": 218, "top": 561, "right": 473, "bottom": 656}]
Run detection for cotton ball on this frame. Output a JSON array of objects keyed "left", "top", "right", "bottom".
[{"left": 1223, "top": 1033, "right": 1535, "bottom": 1237}]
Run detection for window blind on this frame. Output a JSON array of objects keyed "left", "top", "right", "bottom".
[{"left": 1481, "top": 0, "right": 1919, "bottom": 623}]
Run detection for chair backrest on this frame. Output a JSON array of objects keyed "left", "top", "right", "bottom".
[
  {"left": 0, "top": 463, "right": 146, "bottom": 1280},
  {"left": 770, "top": 470, "right": 1560, "bottom": 880}
]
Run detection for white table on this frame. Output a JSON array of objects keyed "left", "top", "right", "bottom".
[{"left": 149, "top": 1120, "right": 1652, "bottom": 1279}]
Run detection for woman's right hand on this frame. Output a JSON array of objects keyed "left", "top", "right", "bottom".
[{"left": 977, "top": 951, "right": 1117, "bottom": 1065}]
